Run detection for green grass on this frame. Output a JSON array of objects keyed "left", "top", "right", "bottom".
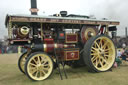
[{"left": 0, "top": 54, "right": 128, "bottom": 85}]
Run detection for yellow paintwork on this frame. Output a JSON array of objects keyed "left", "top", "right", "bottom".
[
  {"left": 26, "top": 53, "right": 53, "bottom": 81},
  {"left": 91, "top": 36, "right": 115, "bottom": 71},
  {"left": 20, "top": 52, "right": 27, "bottom": 72}
]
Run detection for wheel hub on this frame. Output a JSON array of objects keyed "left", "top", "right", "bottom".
[
  {"left": 100, "top": 51, "right": 104, "bottom": 56},
  {"left": 37, "top": 64, "right": 43, "bottom": 70}
]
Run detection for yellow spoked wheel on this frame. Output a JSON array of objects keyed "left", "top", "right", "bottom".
[
  {"left": 83, "top": 35, "right": 116, "bottom": 72},
  {"left": 18, "top": 52, "right": 28, "bottom": 74},
  {"left": 24, "top": 52, "right": 53, "bottom": 81}
]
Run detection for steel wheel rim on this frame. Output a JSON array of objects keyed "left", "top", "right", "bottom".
[
  {"left": 20, "top": 53, "right": 27, "bottom": 72},
  {"left": 90, "top": 36, "right": 115, "bottom": 71},
  {"left": 27, "top": 54, "right": 53, "bottom": 81}
]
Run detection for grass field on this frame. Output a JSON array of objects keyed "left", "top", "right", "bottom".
[{"left": 0, "top": 54, "right": 128, "bottom": 85}]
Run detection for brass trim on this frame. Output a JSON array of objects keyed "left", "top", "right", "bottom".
[
  {"left": 28, "top": 40, "right": 31, "bottom": 43},
  {"left": 43, "top": 44, "right": 47, "bottom": 52},
  {"left": 9, "top": 16, "right": 120, "bottom": 25},
  {"left": 84, "top": 27, "right": 96, "bottom": 40},
  {"left": 9, "top": 17, "right": 12, "bottom": 39},
  {"left": 54, "top": 43, "right": 58, "bottom": 48},
  {"left": 64, "top": 44, "right": 68, "bottom": 48},
  {"left": 41, "top": 23, "right": 43, "bottom": 40},
  {"left": 20, "top": 26, "right": 30, "bottom": 35},
  {"left": 105, "top": 25, "right": 109, "bottom": 35}
]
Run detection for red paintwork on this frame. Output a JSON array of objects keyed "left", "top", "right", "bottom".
[
  {"left": 44, "top": 43, "right": 76, "bottom": 53},
  {"left": 100, "top": 27, "right": 104, "bottom": 34},
  {"left": 44, "top": 38, "right": 54, "bottom": 44},
  {"left": 66, "top": 51, "right": 79, "bottom": 60},
  {"left": 66, "top": 34, "right": 78, "bottom": 43},
  {"left": 60, "top": 33, "right": 64, "bottom": 37},
  {"left": 81, "top": 26, "right": 98, "bottom": 43},
  {"left": 45, "top": 44, "right": 54, "bottom": 52}
]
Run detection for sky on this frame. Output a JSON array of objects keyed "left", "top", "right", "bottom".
[{"left": 0, "top": 0, "right": 128, "bottom": 39}]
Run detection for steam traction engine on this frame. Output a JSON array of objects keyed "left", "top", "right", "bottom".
[{"left": 5, "top": 11, "right": 119, "bottom": 81}]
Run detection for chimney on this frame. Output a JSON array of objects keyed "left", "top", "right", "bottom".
[
  {"left": 30, "top": 0, "right": 38, "bottom": 15},
  {"left": 125, "top": 27, "right": 127, "bottom": 37}
]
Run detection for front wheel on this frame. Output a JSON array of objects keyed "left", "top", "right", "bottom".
[
  {"left": 18, "top": 52, "right": 28, "bottom": 74},
  {"left": 24, "top": 52, "right": 54, "bottom": 81},
  {"left": 83, "top": 35, "right": 116, "bottom": 72}
]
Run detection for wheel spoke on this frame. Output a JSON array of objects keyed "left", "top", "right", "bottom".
[
  {"left": 29, "top": 66, "right": 37, "bottom": 70},
  {"left": 95, "top": 41, "right": 100, "bottom": 48},
  {"left": 95, "top": 58, "right": 98, "bottom": 67},
  {"left": 91, "top": 47, "right": 98, "bottom": 52},
  {"left": 91, "top": 49, "right": 96, "bottom": 53},
  {"left": 105, "top": 48, "right": 111, "bottom": 51},
  {"left": 91, "top": 56, "right": 97, "bottom": 62},
  {"left": 35, "top": 70, "right": 39, "bottom": 77},
  {"left": 42, "top": 60, "right": 48, "bottom": 65},
  {"left": 99, "top": 61, "right": 103, "bottom": 67},
  {"left": 92, "top": 47, "right": 98, "bottom": 51},
  {"left": 104, "top": 56, "right": 109, "bottom": 60},
  {"left": 102, "top": 41, "right": 108, "bottom": 49},
  {"left": 40, "top": 70, "right": 46, "bottom": 75},
  {"left": 104, "top": 51, "right": 109, "bottom": 54},
  {"left": 40, "top": 55, "right": 46, "bottom": 61},
  {"left": 104, "top": 54, "right": 109, "bottom": 57},
  {"left": 39, "top": 71, "right": 43, "bottom": 77},
  {"left": 43, "top": 67, "right": 49, "bottom": 71},
  {"left": 31, "top": 68, "right": 37, "bottom": 75},
  {"left": 99, "top": 39, "right": 102, "bottom": 48},
  {"left": 37, "top": 56, "right": 42, "bottom": 64},
  {"left": 91, "top": 53, "right": 97, "bottom": 56},
  {"left": 32, "top": 58, "right": 38, "bottom": 65},
  {"left": 43, "top": 64, "right": 49, "bottom": 67},
  {"left": 29, "top": 63, "right": 37, "bottom": 67},
  {"left": 100, "top": 57, "right": 109, "bottom": 65}
]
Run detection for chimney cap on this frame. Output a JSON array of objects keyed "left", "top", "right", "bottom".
[{"left": 29, "top": 8, "right": 39, "bottom": 13}]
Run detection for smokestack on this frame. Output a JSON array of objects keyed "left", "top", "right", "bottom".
[
  {"left": 125, "top": 27, "right": 127, "bottom": 37},
  {"left": 30, "top": 0, "right": 38, "bottom": 15}
]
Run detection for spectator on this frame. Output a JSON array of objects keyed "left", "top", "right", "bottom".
[
  {"left": 122, "top": 43, "right": 126, "bottom": 49},
  {"left": 117, "top": 50, "right": 121, "bottom": 58},
  {"left": 0, "top": 48, "right": 1, "bottom": 54},
  {"left": 115, "top": 50, "right": 122, "bottom": 66},
  {"left": 121, "top": 48, "right": 126, "bottom": 61},
  {"left": 1, "top": 46, "right": 4, "bottom": 54},
  {"left": 121, "top": 48, "right": 128, "bottom": 65}
]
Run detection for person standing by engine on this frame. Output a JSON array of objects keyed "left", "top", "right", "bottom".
[
  {"left": 121, "top": 48, "right": 128, "bottom": 65},
  {"left": 121, "top": 48, "right": 126, "bottom": 61},
  {"left": 117, "top": 50, "right": 121, "bottom": 58},
  {"left": 115, "top": 50, "right": 122, "bottom": 66}
]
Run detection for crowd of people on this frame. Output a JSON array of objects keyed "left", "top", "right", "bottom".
[
  {"left": 0, "top": 45, "right": 18, "bottom": 54},
  {"left": 117, "top": 48, "right": 128, "bottom": 60},
  {"left": 115, "top": 48, "right": 128, "bottom": 67}
]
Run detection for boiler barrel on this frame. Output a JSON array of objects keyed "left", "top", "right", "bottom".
[{"left": 31, "top": 43, "right": 75, "bottom": 52}]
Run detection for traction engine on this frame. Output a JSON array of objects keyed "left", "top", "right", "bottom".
[{"left": 5, "top": 0, "right": 120, "bottom": 81}]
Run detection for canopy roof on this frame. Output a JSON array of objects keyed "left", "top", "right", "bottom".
[{"left": 5, "top": 14, "right": 120, "bottom": 26}]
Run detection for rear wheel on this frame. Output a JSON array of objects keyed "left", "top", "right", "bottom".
[
  {"left": 83, "top": 35, "right": 116, "bottom": 72},
  {"left": 24, "top": 52, "right": 54, "bottom": 81}
]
